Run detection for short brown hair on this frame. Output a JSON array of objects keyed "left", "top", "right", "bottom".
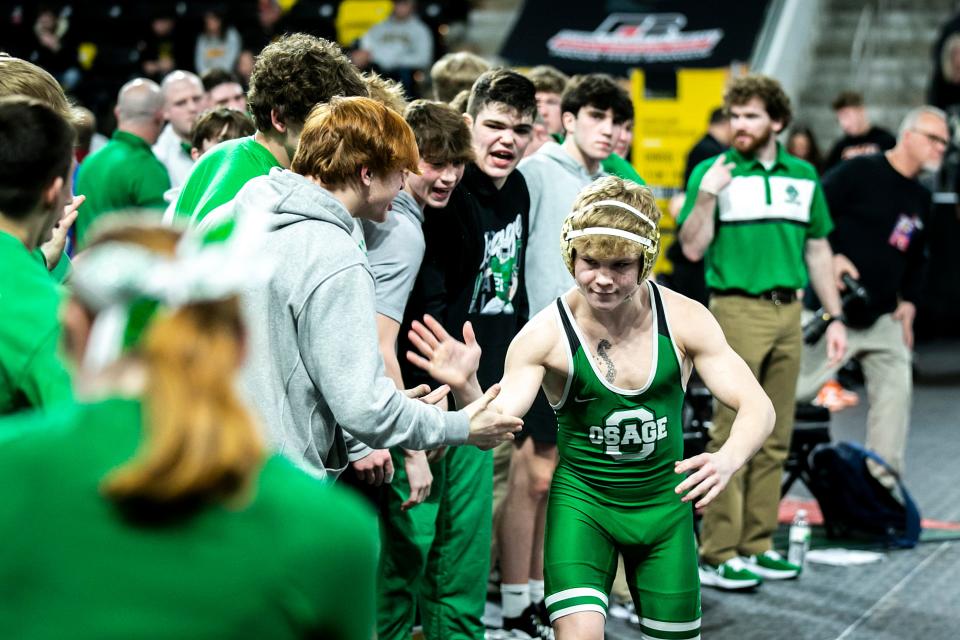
[
  {"left": 467, "top": 68, "right": 537, "bottom": 120},
  {"left": 363, "top": 72, "right": 409, "bottom": 114},
  {"left": 449, "top": 89, "right": 470, "bottom": 115},
  {"left": 560, "top": 73, "right": 633, "bottom": 124},
  {"left": 831, "top": 90, "right": 864, "bottom": 111},
  {"left": 292, "top": 96, "right": 420, "bottom": 188},
  {"left": 404, "top": 100, "right": 474, "bottom": 166},
  {"left": 190, "top": 108, "right": 255, "bottom": 150},
  {"left": 247, "top": 33, "right": 368, "bottom": 132},
  {"left": 724, "top": 74, "right": 792, "bottom": 128},
  {"left": 430, "top": 51, "right": 492, "bottom": 103},
  {"left": 0, "top": 55, "right": 74, "bottom": 125},
  {"left": 525, "top": 65, "right": 569, "bottom": 95}
]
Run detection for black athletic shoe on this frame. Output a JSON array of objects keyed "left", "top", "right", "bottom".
[
  {"left": 534, "top": 600, "right": 550, "bottom": 627},
  {"left": 502, "top": 603, "right": 554, "bottom": 640}
]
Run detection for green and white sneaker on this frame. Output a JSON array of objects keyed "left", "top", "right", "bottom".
[
  {"left": 698, "top": 557, "right": 762, "bottom": 590},
  {"left": 744, "top": 550, "right": 801, "bottom": 580}
]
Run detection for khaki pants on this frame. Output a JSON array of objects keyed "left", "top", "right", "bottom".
[
  {"left": 699, "top": 295, "right": 801, "bottom": 564},
  {"left": 797, "top": 313, "right": 912, "bottom": 473}
]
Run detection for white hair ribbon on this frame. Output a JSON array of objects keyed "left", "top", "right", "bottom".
[
  {"left": 572, "top": 199, "right": 658, "bottom": 230},
  {"left": 72, "top": 208, "right": 274, "bottom": 371},
  {"left": 564, "top": 228, "right": 654, "bottom": 248}
]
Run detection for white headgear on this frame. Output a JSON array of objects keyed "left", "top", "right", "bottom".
[{"left": 560, "top": 198, "right": 661, "bottom": 282}]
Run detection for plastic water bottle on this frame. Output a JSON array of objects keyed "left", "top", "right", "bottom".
[{"left": 788, "top": 509, "right": 811, "bottom": 569}]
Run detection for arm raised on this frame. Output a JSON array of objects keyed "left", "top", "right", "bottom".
[{"left": 406, "top": 311, "right": 558, "bottom": 420}]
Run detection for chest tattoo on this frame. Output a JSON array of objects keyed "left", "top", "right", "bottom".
[{"left": 596, "top": 339, "right": 616, "bottom": 383}]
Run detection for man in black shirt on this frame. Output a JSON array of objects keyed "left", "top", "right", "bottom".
[
  {"left": 683, "top": 107, "right": 731, "bottom": 186},
  {"left": 797, "top": 106, "right": 948, "bottom": 475},
  {"left": 824, "top": 91, "right": 897, "bottom": 170}
]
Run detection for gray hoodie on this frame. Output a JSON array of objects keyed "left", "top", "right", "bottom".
[
  {"left": 234, "top": 168, "right": 469, "bottom": 479},
  {"left": 518, "top": 141, "right": 607, "bottom": 315}
]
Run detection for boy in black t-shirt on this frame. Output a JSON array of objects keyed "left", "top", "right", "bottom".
[
  {"left": 798, "top": 106, "right": 948, "bottom": 476},
  {"left": 824, "top": 91, "right": 897, "bottom": 170},
  {"left": 397, "top": 69, "right": 538, "bottom": 640}
]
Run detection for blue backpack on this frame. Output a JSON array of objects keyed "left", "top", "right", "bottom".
[{"left": 808, "top": 441, "right": 921, "bottom": 549}]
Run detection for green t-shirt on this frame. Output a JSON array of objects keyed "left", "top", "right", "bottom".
[
  {"left": 601, "top": 151, "right": 646, "bottom": 185},
  {"left": 551, "top": 132, "right": 646, "bottom": 185},
  {"left": 74, "top": 130, "right": 171, "bottom": 249},
  {"left": 30, "top": 248, "right": 71, "bottom": 283},
  {"left": 0, "top": 396, "right": 378, "bottom": 640},
  {"left": 173, "top": 136, "right": 281, "bottom": 225},
  {"left": 0, "top": 232, "right": 72, "bottom": 416},
  {"left": 677, "top": 144, "right": 833, "bottom": 294}
]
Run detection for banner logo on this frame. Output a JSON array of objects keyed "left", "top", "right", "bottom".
[{"left": 547, "top": 13, "right": 723, "bottom": 63}]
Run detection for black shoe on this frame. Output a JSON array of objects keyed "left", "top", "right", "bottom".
[
  {"left": 534, "top": 600, "right": 550, "bottom": 627},
  {"left": 502, "top": 603, "right": 554, "bottom": 640}
]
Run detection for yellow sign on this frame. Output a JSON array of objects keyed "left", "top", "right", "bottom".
[
  {"left": 629, "top": 68, "right": 728, "bottom": 274},
  {"left": 336, "top": 0, "right": 393, "bottom": 47}
]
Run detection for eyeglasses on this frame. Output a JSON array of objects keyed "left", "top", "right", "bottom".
[{"left": 911, "top": 128, "right": 950, "bottom": 147}]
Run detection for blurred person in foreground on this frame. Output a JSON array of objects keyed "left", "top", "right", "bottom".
[
  {"left": 0, "top": 54, "right": 84, "bottom": 278},
  {"left": 0, "top": 216, "right": 379, "bottom": 639},
  {"left": 0, "top": 97, "right": 75, "bottom": 416}
]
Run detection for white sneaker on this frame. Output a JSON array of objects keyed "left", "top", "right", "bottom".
[
  {"left": 608, "top": 601, "right": 639, "bottom": 625},
  {"left": 698, "top": 556, "right": 762, "bottom": 590},
  {"left": 608, "top": 602, "right": 632, "bottom": 621},
  {"left": 744, "top": 550, "right": 801, "bottom": 580}
]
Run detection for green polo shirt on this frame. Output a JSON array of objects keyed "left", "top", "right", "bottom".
[
  {"left": 0, "top": 231, "right": 72, "bottom": 416},
  {"left": 0, "top": 396, "right": 378, "bottom": 640},
  {"left": 74, "top": 130, "right": 170, "bottom": 249},
  {"left": 678, "top": 144, "right": 833, "bottom": 294},
  {"left": 173, "top": 136, "right": 282, "bottom": 226}
]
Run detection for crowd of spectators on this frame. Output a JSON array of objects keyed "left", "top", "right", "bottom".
[
  {"left": 0, "top": 4, "right": 955, "bottom": 640},
  {"left": 0, "top": 1, "right": 465, "bottom": 135}
]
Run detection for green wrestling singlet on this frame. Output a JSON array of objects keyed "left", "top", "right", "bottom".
[{"left": 543, "top": 281, "right": 702, "bottom": 639}]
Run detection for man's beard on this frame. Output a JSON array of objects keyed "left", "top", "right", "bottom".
[{"left": 732, "top": 127, "right": 773, "bottom": 155}]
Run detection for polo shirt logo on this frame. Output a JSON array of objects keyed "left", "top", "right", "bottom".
[{"left": 785, "top": 184, "right": 800, "bottom": 204}]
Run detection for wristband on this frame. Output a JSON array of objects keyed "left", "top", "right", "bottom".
[
  {"left": 699, "top": 185, "right": 720, "bottom": 197},
  {"left": 828, "top": 313, "right": 846, "bottom": 326}
]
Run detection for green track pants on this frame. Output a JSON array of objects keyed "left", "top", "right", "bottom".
[{"left": 377, "top": 445, "right": 493, "bottom": 640}]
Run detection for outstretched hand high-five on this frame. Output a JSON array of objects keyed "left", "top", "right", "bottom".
[
  {"left": 406, "top": 314, "right": 521, "bottom": 449},
  {"left": 406, "top": 315, "right": 481, "bottom": 391}
]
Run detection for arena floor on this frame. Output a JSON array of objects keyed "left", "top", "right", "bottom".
[{"left": 604, "top": 339, "right": 960, "bottom": 640}]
